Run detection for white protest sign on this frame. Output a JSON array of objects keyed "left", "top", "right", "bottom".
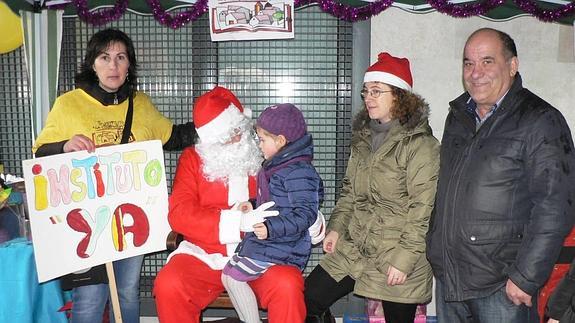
[{"left": 22, "top": 140, "right": 170, "bottom": 282}]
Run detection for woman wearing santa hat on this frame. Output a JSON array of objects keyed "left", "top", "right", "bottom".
[
  {"left": 154, "top": 86, "right": 306, "bottom": 323},
  {"left": 304, "top": 52, "right": 440, "bottom": 323}
]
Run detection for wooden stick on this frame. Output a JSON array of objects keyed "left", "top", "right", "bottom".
[{"left": 105, "top": 262, "right": 123, "bottom": 323}]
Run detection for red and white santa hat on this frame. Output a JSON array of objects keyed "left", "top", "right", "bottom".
[
  {"left": 363, "top": 52, "right": 413, "bottom": 92},
  {"left": 193, "top": 86, "right": 252, "bottom": 143}
]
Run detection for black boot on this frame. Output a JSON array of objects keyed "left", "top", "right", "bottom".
[
  {"left": 305, "top": 315, "right": 323, "bottom": 323},
  {"left": 305, "top": 310, "right": 335, "bottom": 323},
  {"left": 322, "top": 310, "right": 335, "bottom": 323}
]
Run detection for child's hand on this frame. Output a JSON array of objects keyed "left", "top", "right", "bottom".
[
  {"left": 323, "top": 230, "right": 339, "bottom": 253},
  {"left": 253, "top": 223, "right": 268, "bottom": 240},
  {"left": 238, "top": 201, "right": 253, "bottom": 213}
]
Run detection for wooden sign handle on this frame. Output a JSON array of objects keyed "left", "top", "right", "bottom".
[{"left": 105, "top": 262, "right": 123, "bottom": 323}]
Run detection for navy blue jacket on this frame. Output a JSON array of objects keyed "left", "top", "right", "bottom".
[{"left": 237, "top": 134, "right": 324, "bottom": 270}]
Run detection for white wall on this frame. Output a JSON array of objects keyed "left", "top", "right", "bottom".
[{"left": 370, "top": 8, "right": 575, "bottom": 141}]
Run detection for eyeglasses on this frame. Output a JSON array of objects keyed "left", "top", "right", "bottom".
[
  {"left": 218, "top": 127, "right": 244, "bottom": 144},
  {"left": 360, "top": 89, "right": 392, "bottom": 99}
]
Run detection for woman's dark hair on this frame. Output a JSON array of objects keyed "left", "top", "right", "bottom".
[
  {"left": 353, "top": 85, "right": 429, "bottom": 131},
  {"left": 75, "top": 28, "right": 138, "bottom": 90}
]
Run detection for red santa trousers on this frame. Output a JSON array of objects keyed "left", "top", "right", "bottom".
[{"left": 154, "top": 254, "right": 306, "bottom": 322}]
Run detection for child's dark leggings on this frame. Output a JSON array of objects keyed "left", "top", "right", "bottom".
[{"left": 304, "top": 265, "right": 418, "bottom": 323}]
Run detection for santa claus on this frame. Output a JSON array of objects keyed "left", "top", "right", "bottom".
[{"left": 154, "top": 86, "right": 306, "bottom": 322}]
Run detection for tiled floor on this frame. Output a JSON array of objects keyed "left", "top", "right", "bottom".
[
  {"left": 141, "top": 318, "right": 243, "bottom": 322},
  {"left": 140, "top": 317, "right": 345, "bottom": 322}
]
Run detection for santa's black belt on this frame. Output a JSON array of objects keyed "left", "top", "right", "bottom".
[{"left": 556, "top": 247, "right": 575, "bottom": 264}]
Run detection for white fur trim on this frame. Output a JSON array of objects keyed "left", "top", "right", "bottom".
[
  {"left": 226, "top": 242, "right": 238, "bottom": 258},
  {"left": 219, "top": 209, "right": 242, "bottom": 244},
  {"left": 196, "top": 104, "right": 250, "bottom": 143},
  {"left": 309, "top": 210, "right": 326, "bottom": 245},
  {"left": 166, "top": 240, "right": 229, "bottom": 270},
  {"left": 228, "top": 175, "right": 249, "bottom": 206},
  {"left": 243, "top": 107, "right": 252, "bottom": 119},
  {"left": 363, "top": 71, "right": 412, "bottom": 91}
]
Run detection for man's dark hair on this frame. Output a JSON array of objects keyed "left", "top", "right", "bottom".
[
  {"left": 495, "top": 29, "right": 517, "bottom": 60},
  {"left": 469, "top": 28, "right": 518, "bottom": 60}
]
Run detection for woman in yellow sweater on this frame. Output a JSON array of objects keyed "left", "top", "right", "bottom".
[{"left": 32, "top": 28, "right": 196, "bottom": 323}]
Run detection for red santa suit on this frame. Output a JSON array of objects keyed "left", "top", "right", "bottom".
[
  {"left": 153, "top": 86, "right": 306, "bottom": 323},
  {"left": 538, "top": 226, "right": 575, "bottom": 322}
]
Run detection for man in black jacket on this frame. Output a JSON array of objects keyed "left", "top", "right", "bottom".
[{"left": 426, "top": 27, "right": 575, "bottom": 323}]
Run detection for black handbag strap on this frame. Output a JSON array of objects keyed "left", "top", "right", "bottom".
[{"left": 120, "top": 92, "right": 134, "bottom": 144}]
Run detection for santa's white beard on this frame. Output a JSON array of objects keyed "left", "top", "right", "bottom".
[{"left": 196, "top": 132, "right": 263, "bottom": 182}]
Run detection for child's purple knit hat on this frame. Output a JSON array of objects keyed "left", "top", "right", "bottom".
[{"left": 256, "top": 103, "right": 307, "bottom": 142}]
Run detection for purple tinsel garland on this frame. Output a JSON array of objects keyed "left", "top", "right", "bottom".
[
  {"left": 146, "top": 0, "right": 208, "bottom": 29},
  {"left": 514, "top": 0, "right": 575, "bottom": 22},
  {"left": 70, "top": 0, "right": 128, "bottom": 26},
  {"left": 428, "top": 0, "right": 505, "bottom": 18},
  {"left": 47, "top": 0, "right": 575, "bottom": 28}
]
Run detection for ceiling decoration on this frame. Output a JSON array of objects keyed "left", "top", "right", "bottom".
[{"left": 6, "top": 0, "right": 575, "bottom": 28}]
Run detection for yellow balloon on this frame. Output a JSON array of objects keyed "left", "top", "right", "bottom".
[{"left": 0, "top": 1, "right": 24, "bottom": 54}]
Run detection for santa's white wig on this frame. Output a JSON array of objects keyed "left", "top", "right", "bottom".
[{"left": 196, "top": 116, "right": 263, "bottom": 183}]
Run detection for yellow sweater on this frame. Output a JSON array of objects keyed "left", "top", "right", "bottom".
[{"left": 33, "top": 89, "right": 173, "bottom": 152}]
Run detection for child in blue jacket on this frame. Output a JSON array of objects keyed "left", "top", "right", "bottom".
[{"left": 221, "top": 103, "right": 324, "bottom": 323}]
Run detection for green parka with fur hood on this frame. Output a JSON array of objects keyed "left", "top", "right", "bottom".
[{"left": 320, "top": 101, "right": 440, "bottom": 304}]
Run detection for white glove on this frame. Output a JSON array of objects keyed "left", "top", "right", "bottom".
[
  {"left": 240, "top": 201, "right": 279, "bottom": 232},
  {"left": 309, "top": 210, "right": 326, "bottom": 245}
]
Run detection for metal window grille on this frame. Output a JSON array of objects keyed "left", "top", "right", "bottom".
[{"left": 0, "top": 48, "right": 33, "bottom": 175}]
